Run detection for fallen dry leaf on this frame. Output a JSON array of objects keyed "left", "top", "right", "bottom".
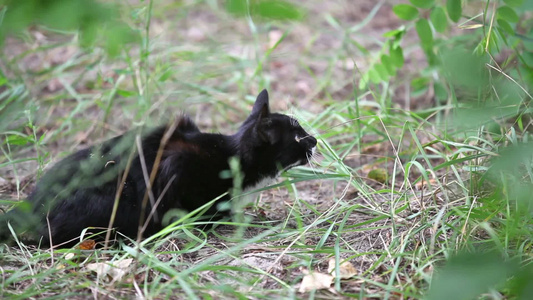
[
  {"left": 414, "top": 178, "right": 437, "bottom": 190},
  {"left": 327, "top": 258, "right": 357, "bottom": 279},
  {"left": 48, "top": 45, "right": 77, "bottom": 65},
  {"left": 46, "top": 78, "right": 64, "bottom": 92},
  {"left": 268, "top": 30, "right": 283, "bottom": 49},
  {"left": 86, "top": 258, "right": 133, "bottom": 283},
  {"left": 187, "top": 27, "right": 206, "bottom": 42},
  {"left": 298, "top": 270, "right": 333, "bottom": 293},
  {"left": 78, "top": 239, "right": 96, "bottom": 250},
  {"left": 64, "top": 252, "right": 76, "bottom": 260},
  {"left": 296, "top": 80, "right": 312, "bottom": 94},
  {"left": 361, "top": 142, "right": 389, "bottom": 154}
]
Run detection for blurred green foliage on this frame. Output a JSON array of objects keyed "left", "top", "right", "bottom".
[
  {"left": 0, "top": 0, "right": 139, "bottom": 55},
  {"left": 384, "top": 0, "right": 533, "bottom": 299},
  {"left": 364, "top": 0, "right": 533, "bottom": 94},
  {"left": 226, "top": 0, "right": 305, "bottom": 20},
  {"left": 427, "top": 252, "right": 523, "bottom": 300}
]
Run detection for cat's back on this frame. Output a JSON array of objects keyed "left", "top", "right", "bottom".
[{"left": 28, "top": 115, "right": 200, "bottom": 200}]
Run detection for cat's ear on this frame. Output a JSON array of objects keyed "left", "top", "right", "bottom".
[
  {"left": 251, "top": 89, "right": 270, "bottom": 117},
  {"left": 253, "top": 90, "right": 277, "bottom": 143},
  {"left": 243, "top": 89, "right": 277, "bottom": 144}
]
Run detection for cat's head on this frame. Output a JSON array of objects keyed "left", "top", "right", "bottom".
[{"left": 238, "top": 89, "right": 317, "bottom": 174}]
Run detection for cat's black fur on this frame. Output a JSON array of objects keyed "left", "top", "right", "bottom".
[{"left": 1, "top": 90, "right": 317, "bottom": 247}]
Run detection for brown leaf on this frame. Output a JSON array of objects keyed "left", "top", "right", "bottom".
[
  {"left": 414, "top": 178, "right": 437, "bottom": 190},
  {"left": 361, "top": 142, "right": 388, "bottom": 154},
  {"left": 268, "top": 30, "right": 283, "bottom": 49},
  {"left": 78, "top": 239, "right": 96, "bottom": 250},
  {"left": 298, "top": 270, "right": 333, "bottom": 293},
  {"left": 327, "top": 258, "right": 358, "bottom": 279},
  {"left": 86, "top": 258, "right": 133, "bottom": 283},
  {"left": 296, "top": 80, "right": 312, "bottom": 94},
  {"left": 46, "top": 78, "right": 64, "bottom": 92},
  {"left": 187, "top": 27, "right": 206, "bottom": 42},
  {"left": 48, "top": 46, "right": 77, "bottom": 65}
]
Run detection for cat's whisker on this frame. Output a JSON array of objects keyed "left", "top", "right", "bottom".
[
  {"left": 306, "top": 153, "right": 318, "bottom": 176},
  {"left": 311, "top": 153, "right": 322, "bottom": 169},
  {"left": 310, "top": 152, "right": 320, "bottom": 165}
]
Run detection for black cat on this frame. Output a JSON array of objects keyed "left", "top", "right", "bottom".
[{"left": 1, "top": 90, "right": 317, "bottom": 247}]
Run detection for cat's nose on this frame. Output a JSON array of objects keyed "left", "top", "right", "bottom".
[{"left": 307, "top": 136, "right": 317, "bottom": 148}]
